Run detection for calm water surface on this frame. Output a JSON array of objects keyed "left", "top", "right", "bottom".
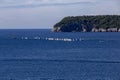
[{"left": 0, "top": 29, "right": 120, "bottom": 80}]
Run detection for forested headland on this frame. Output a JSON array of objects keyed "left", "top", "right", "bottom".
[{"left": 52, "top": 15, "right": 120, "bottom": 32}]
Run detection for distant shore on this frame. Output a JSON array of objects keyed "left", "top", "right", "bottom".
[
  {"left": 52, "top": 27, "right": 120, "bottom": 32},
  {"left": 52, "top": 15, "right": 120, "bottom": 32}
]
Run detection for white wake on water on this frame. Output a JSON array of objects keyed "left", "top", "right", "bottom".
[
  {"left": 15, "top": 36, "right": 106, "bottom": 43},
  {"left": 20, "top": 36, "right": 83, "bottom": 42}
]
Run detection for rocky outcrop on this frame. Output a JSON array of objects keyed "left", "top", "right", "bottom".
[{"left": 52, "top": 27, "right": 120, "bottom": 32}]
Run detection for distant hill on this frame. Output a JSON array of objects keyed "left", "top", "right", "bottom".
[{"left": 52, "top": 15, "right": 120, "bottom": 32}]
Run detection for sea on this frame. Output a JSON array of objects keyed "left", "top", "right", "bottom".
[{"left": 0, "top": 29, "right": 120, "bottom": 80}]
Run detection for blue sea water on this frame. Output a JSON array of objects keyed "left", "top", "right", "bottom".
[{"left": 0, "top": 29, "right": 120, "bottom": 80}]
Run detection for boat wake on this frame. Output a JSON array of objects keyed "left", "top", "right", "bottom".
[
  {"left": 20, "top": 37, "right": 81, "bottom": 42},
  {"left": 13, "top": 36, "right": 106, "bottom": 43}
]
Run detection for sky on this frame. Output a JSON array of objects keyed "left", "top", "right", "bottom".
[{"left": 0, "top": 0, "right": 120, "bottom": 29}]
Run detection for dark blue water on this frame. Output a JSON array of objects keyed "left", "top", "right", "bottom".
[{"left": 0, "top": 29, "right": 120, "bottom": 80}]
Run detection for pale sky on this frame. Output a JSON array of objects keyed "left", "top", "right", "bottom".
[{"left": 0, "top": 0, "right": 120, "bottom": 29}]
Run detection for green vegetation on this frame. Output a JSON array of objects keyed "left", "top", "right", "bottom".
[{"left": 52, "top": 15, "right": 120, "bottom": 32}]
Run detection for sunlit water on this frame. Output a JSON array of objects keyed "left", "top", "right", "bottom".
[{"left": 0, "top": 29, "right": 120, "bottom": 80}]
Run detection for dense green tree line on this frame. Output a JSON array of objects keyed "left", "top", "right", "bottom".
[{"left": 53, "top": 15, "right": 120, "bottom": 32}]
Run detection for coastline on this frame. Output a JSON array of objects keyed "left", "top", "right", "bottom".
[
  {"left": 52, "top": 27, "right": 120, "bottom": 32},
  {"left": 52, "top": 15, "right": 120, "bottom": 32}
]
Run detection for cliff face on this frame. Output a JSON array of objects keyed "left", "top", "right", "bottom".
[{"left": 52, "top": 15, "right": 120, "bottom": 32}]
